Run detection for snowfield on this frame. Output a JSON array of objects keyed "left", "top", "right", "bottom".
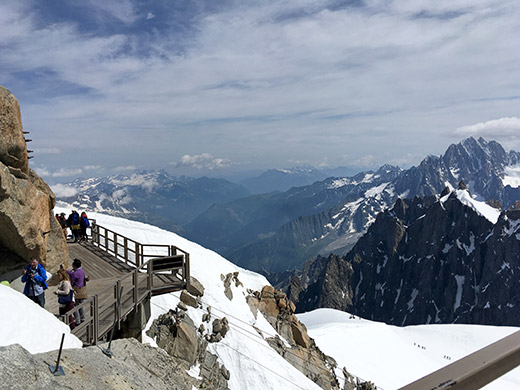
[
  {"left": 1, "top": 205, "right": 513, "bottom": 389},
  {"left": 298, "top": 309, "right": 520, "bottom": 390},
  {"left": 0, "top": 284, "right": 83, "bottom": 354}
]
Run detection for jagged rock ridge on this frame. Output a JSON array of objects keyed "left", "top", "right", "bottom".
[
  {"left": 228, "top": 138, "right": 520, "bottom": 272},
  {"left": 290, "top": 189, "right": 520, "bottom": 327}
]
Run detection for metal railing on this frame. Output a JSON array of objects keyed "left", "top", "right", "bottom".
[{"left": 60, "top": 223, "right": 190, "bottom": 345}]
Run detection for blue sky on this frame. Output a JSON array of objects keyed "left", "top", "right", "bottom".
[{"left": 1, "top": 0, "right": 520, "bottom": 182}]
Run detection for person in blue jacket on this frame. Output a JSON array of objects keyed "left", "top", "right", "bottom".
[{"left": 21, "top": 258, "right": 48, "bottom": 308}]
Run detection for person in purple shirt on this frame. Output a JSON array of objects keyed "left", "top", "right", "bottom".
[{"left": 66, "top": 258, "right": 89, "bottom": 324}]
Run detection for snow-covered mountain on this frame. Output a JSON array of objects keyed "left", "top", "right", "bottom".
[
  {"left": 289, "top": 187, "right": 520, "bottom": 327},
  {"left": 186, "top": 164, "right": 402, "bottom": 270},
  {"left": 56, "top": 170, "right": 249, "bottom": 233},
  {"left": 222, "top": 137, "right": 520, "bottom": 272},
  {"left": 3, "top": 210, "right": 520, "bottom": 389}
]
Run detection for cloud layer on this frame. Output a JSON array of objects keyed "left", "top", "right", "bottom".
[{"left": 1, "top": 0, "right": 519, "bottom": 177}]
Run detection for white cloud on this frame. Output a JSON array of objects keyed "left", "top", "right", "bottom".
[
  {"left": 52, "top": 168, "right": 83, "bottom": 177},
  {"left": 51, "top": 184, "right": 79, "bottom": 198},
  {"left": 85, "top": 0, "right": 138, "bottom": 24},
  {"left": 112, "top": 188, "right": 132, "bottom": 204},
  {"left": 455, "top": 117, "right": 520, "bottom": 137},
  {"left": 454, "top": 117, "right": 520, "bottom": 148},
  {"left": 83, "top": 165, "right": 102, "bottom": 171},
  {"left": 33, "top": 166, "right": 51, "bottom": 177},
  {"left": 173, "top": 154, "right": 232, "bottom": 170},
  {"left": 113, "top": 165, "right": 137, "bottom": 172},
  {"left": 35, "top": 147, "right": 61, "bottom": 155},
  {"left": 2, "top": 1, "right": 520, "bottom": 170},
  {"left": 146, "top": 12, "right": 155, "bottom": 20}
]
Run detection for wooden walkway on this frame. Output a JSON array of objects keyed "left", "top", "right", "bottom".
[
  {"left": 46, "top": 241, "right": 133, "bottom": 317},
  {"left": 49, "top": 224, "right": 190, "bottom": 345}
]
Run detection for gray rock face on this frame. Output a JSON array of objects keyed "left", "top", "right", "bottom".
[
  {"left": 146, "top": 309, "right": 230, "bottom": 389},
  {"left": 0, "top": 86, "right": 28, "bottom": 176},
  {"left": 293, "top": 190, "right": 520, "bottom": 326},
  {"left": 0, "top": 86, "right": 68, "bottom": 274},
  {"left": 248, "top": 286, "right": 340, "bottom": 389},
  {"left": 289, "top": 254, "right": 354, "bottom": 313},
  {"left": 0, "top": 339, "right": 194, "bottom": 390}
]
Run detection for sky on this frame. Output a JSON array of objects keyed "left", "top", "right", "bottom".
[{"left": 1, "top": 0, "right": 520, "bottom": 181}]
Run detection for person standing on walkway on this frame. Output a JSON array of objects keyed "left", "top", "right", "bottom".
[
  {"left": 67, "top": 258, "right": 88, "bottom": 324},
  {"left": 54, "top": 269, "right": 76, "bottom": 330},
  {"left": 79, "top": 211, "right": 90, "bottom": 242},
  {"left": 21, "top": 258, "right": 48, "bottom": 308},
  {"left": 67, "top": 210, "right": 81, "bottom": 242}
]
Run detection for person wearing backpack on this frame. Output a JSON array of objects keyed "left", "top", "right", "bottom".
[
  {"left": 54, "top": 269, "right": 75, "bottom": 330},
  {"left": 79, "top": 211, "right": 90, "bottom": 242},
  {"left": 68, "top": 210, "right": 81, "bottom": 242},
  {"left": 21, "top": 258, "right": 48, "bottom": 308}
]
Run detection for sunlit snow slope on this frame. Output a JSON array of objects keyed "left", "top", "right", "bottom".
[
  {"left": 0, "top": 284, "right": 82, "bottom": 353},
  {"left": 299, "top": 309, "right": 520, "bottom": 390}
]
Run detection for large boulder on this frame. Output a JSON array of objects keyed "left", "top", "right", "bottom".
[
  {"left": 0, "top": 86, "right": 28, "bottom": 176},
  {"left": 0, "top": 86, "right": 67, "bottom": 274}
]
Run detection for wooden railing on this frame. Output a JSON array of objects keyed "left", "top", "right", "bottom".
[{"left": 61, "top": 223, "right": 190, "bottom": 345}]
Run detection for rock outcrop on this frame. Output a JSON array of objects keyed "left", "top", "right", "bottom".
[
  {"left": 290, "top": 189, "right": 520, "bottom": 327},
  {"left": 0, "top": 338, "right": 194, "bottom": 390},
  {"left": 247, "top": 285, "right": 340, "bottom": 389},
  {"left": 147, "top": 305, "right": 231, "bottom": 390},
  {"left": 0, "top": 86, "right": 67, "bottom": 276}
]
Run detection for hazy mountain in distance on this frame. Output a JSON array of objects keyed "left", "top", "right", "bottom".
[
  {"left": 57, "top": 170, "right": 250, "bottom": 233},
  {"left": 239, "top": 166, "right": 328, "bottom": 194}
]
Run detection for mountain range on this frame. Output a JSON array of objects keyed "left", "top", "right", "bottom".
[
  {"left": 59, "top": 170, "right": 250, "bottom": 233},
  {"left": 288, "top": 186, "right": 520, "bottom": 326},
  {"left": 188, "top": 137, "right": 520, "bottom": 272},
  {"left": 58, "top": 137, "right": 520, "bottom": 276}
]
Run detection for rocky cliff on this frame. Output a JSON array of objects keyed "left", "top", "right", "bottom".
[
  {"left": 0, "top": 86, "right": 67, "bottom": 276},
  {"left": 290, "top": 189, "right": 520, "bottom": 326}
]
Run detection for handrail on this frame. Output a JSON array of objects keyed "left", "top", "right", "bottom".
[{"left": 61, "top": 223, "right": 190, "bottom": 345}]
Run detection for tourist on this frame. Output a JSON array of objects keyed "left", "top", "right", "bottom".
[
  {"left": 67, "top": 258, "right": 88, "bottom": 324},
  {"left": 56, "top": 212, "right": 68, "bottom": 239},
  {"left": 79, "top": 211, "right": 90, "bottom": 242},
  {"left": 67, "top": 210, "right": 81, "bottom": 242},
  {"left": 21, "top": 258, "right": 48, "bottom": 308},
  {"left": 54, "top": 269, "right": 75, "bottom": 330}
]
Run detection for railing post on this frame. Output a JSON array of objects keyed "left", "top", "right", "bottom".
[
  {"left": 135, "top": 242, "right": 140, "bottom": 268},
  {"left": 148, "top": 258, "right": 154, "bottom": 292},
  {"left": 104, "top": 228, "right": 108, "bottom": 252},
  {"left": 124, "top": 237, "right": 128, "bottom": 264},
  {"left": 93, "top": 295, "right": 99, "bottom": 345},
  {"left": 116, "top": 280, "right": 121, "bottom": 330},
  {"left": 185, "top": 253, "right": 190, "bottom": 289},
  {"left": 133, "top": 270, "right": 138, "bottom": 309}
]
